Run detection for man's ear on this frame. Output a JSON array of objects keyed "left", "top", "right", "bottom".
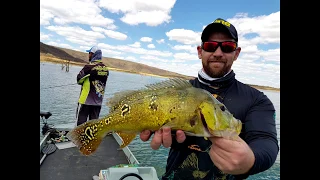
[
  {"left": 233, "top": 47, "right": 241, "bottom": 61},
  {"left": 197, "top": 46, "right": 202, "bottom": 59}
]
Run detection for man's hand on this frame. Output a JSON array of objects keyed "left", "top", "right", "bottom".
[
  {"left": 208, "top": 136, "right": 255, "bottom": 175},
  {"left": 140, "top": 127, "right": 186, "bottom": 150}
]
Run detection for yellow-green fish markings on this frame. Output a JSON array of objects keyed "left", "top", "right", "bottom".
[{"left": 66, "top": 78, "right": 242, "bottom": 155}]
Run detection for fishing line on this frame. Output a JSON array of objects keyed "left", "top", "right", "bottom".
[{"left": 41, "top": 83, "right": 78, "bottom": 89}]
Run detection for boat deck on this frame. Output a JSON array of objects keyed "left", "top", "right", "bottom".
[{"left": 40, "top": 135, "right": 129, "bottom": 180}]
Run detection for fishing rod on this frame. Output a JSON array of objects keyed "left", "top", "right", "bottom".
[{"left": 41, "top": 83, "right": 78, "bottom": 89}]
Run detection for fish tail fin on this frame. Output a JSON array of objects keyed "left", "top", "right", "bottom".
[{"left": 66, "top": 118, "right": 111, "bottom": 155}]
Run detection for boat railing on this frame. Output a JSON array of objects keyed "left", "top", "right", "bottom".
[
  {"left": 40, "top": 132, "right": 51, "bottom": 153},
  {"left": 112, "top": 133, "right": 140, "bottom": 164}
]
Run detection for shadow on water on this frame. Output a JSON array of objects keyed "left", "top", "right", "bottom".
[{"left": 40, "top": 62, "right": 280, "bottom": 180}]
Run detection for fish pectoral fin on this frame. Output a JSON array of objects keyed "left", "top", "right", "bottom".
[
  {"left": 116, "top": 132, "right": 137, "bottom": 148},
  {"left": 161, "top": 119, "right": 180, "bottom": 128},
  {"left": 184, "top": 131, "right": 198, "bottom": 136}
]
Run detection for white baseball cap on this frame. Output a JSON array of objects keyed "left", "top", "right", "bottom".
[{"left": 86, "top": 46, "right": 100, "bottom": 53}]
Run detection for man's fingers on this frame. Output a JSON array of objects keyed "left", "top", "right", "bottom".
[
  {"left": 175, "top": 130, "right": 186, "bottom": 143},
  {"left": 150, "top": 130, "right": 163, "bottom": 150},
  {"left": 140, "top": 130, "right": 151, "bottom": 142},
  {"left": 162, "top": 127, "right": 172, "bottom": 148},
  {"left": 211, "top": 136, "right": 242, "bottom": 152},
  {"left": 209, "top": 147, "right": 228, "bottom": 173},
  {"left": 141, "top": 129, "right": 185, "bottom": 150}
]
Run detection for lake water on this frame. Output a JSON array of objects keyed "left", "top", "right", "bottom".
[{"left": 40, "top": 62, "right": 280, "bottom": 180}]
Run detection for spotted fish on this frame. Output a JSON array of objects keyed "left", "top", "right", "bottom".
[{"left": 66, "top": 78, "right": 242, "bottom": 155}]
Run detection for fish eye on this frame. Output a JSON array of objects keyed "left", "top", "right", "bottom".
[{"left": 220, "top": 106, "right": 225, "bottom": 111}]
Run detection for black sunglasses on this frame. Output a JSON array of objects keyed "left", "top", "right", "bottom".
[{"left": 201, "top": 41, "right": 237, "bottom": 53}]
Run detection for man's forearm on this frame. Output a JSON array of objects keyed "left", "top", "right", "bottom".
[{"left": 247, "top": 138, "right": 279, "bottom": 175}]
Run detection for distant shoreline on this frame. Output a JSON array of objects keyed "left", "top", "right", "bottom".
[
  {"left": 40, "top": 56, "right": 169, "bottom": 79},
  {"left": 40, "top": 56, "right": 280, "bottom": 92}
]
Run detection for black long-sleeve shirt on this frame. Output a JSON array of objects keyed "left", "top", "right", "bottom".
[
  {"left": 162, "top": 75, "right": 279, "bottom": 180},
  {"left": 77, "top": 60, "right": 109, "bottom": 106}
]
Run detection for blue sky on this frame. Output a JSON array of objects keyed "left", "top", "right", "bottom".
[{"left": 40, "top": 0, "right": 280, "bottom": 88}]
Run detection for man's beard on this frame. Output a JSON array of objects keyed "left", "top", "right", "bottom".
[{"left": 202, "top": 62, "right": 231, "bottom": 78}]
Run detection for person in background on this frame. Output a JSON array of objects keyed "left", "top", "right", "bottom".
[
  {"left": 140, "top": 18, "right": 279, "bottom": 180},
  {"left": 76, "top": 46, "right": 109, "bottom": 126}
]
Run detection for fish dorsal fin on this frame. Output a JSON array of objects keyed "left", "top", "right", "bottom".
[
  {"left": 145, "top": 78, "right": 192, "bottom": 90},
  {"left": 106, "top": 78, "right": 192, "bottom": 113},
  {"left": 106, "top": 90, "right": 139, "bottom": 112}
]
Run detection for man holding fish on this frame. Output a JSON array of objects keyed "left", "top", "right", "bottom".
[
  {"left": 140, "top": 18, "right": 279, "bottom": 180},
  {"left": 67, "top": 18, "right": 279, "bottom": 180}
]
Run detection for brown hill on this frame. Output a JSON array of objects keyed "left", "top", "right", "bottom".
[
  {"left": 40, "top": 42, "right": 193, "bottom": 79},
  {"left": 40, "top": 42, "right": 279, "bottom": 91},
  {"left": 40, "top": 42, "right": 87, "bottom": 63}
]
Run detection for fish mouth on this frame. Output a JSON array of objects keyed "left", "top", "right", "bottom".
[{"left": 200, "top": 112, "right": 212, "bottom": 136}]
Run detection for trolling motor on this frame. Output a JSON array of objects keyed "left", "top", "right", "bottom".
[{"left": 40, "top": 111, "right": 55, "bottom": 135}]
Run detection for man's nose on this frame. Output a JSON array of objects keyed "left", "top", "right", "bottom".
[
  {"left": 213, "top": 46, "right": 223, "bottom": 56},
  {"left": 210, "top": 46, "right": 223, "bottom": 57}
]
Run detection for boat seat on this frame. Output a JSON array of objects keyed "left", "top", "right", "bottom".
[{"left": 40, "top": 111, "right": 52, "bottom": 119}]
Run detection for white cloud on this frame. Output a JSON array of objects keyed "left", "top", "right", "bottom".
[
  {"left": 140, "top": 55, "right": 169, "bottom": 63},
  {"left": 239, "top": 44, "right": 259, "bottom": 53},
  {"left": 156, "top": 39, "right": 165, "bottom": 44},
  {"left": 140, "top": 37, "right": 152, "bottom": 42},
  {"left": 147, "top": 44, "right": 155, "bottom": 48},
  {"left": 46, "top": 41, "right": 73, "bottom": 50},
  {"left": 173, "top": 52, "right": 198, "bottom": 62},
  {"left": 45, "top": 26, "right": 105, "bottom": 45},
  {"left": 137, "top": 60, "right": 202, "bottom": 77},
  {"left": 102, "top": 49, "right": 123, "bottom": 55},
  {"left": 166, "top": 29, "right": 201, "bottom": 45},
  {"left": 119, "top": 11, "right": 171, "bottom": 26},
  {"left": 98, "top": 43, "right": 172, "bottom": 58},
  {"left": 232, "top": 58, "right": 280, "bottom": 88},
  {"left": 257, "top": 48, "right": 280, "bottom": 63},
  {"left": 40, "top": 32, "right": 51, "bottom": 41},
  {"left": 239, "top": 53, "right": 260, "bottom": 62},
  {"left": 172, "top": 45, "right": 196, "bottom": 53},
  {"left": 40, "top": 0, "right": 116, "bottom": 28},
  {"left": 99, "top": 0, "right": 176, "bottom": 26},
  {"left": 40, "top": 9, "right": 54, "bottom": 25},
  {"left": 129, "top": 42, "right": 141, "bottom": 48},
  {"left": 91, "top": 26, "right": 128, "bottom": 40},
  {"left": 228, "top": 12, "right": 280, "bottom": 44}
]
